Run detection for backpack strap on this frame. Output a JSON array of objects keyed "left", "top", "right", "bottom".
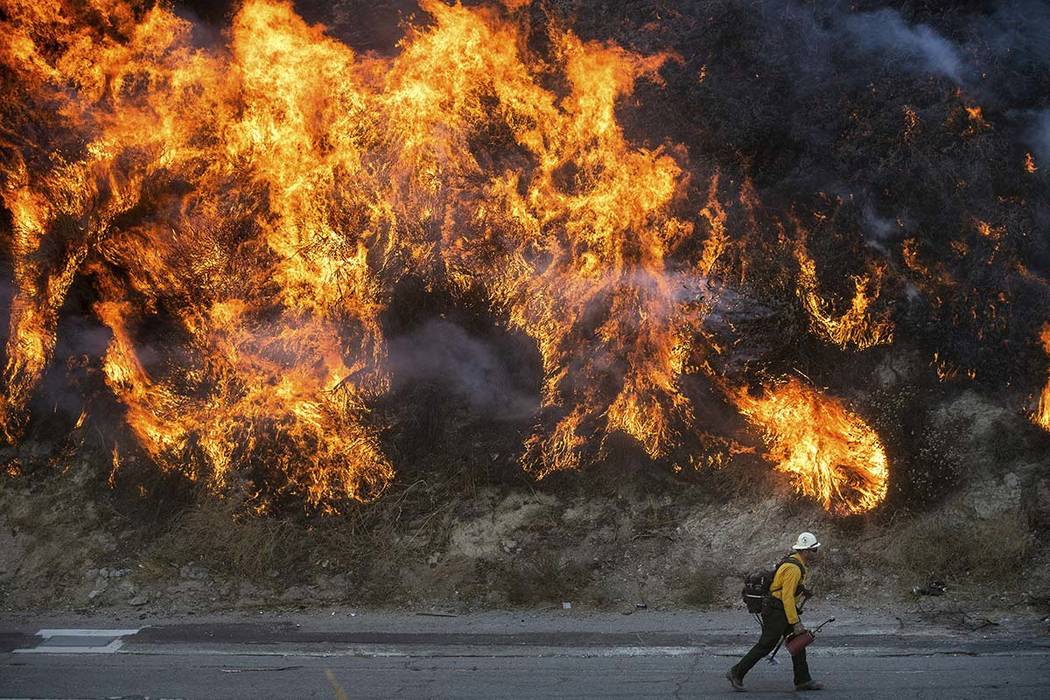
[
  {"left": 773, "top": 556, "right": 805, "bottom": 585},
  {"left": 763, "top": 557, "right": 803, "bottom": 614}
]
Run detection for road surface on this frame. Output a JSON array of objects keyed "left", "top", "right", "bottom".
[{"left": 1, "top": 608, "right": 1047, "bottom": 698}]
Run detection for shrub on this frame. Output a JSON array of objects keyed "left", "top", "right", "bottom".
[
  {"left": 502, "top": 551, "right": 591, "bottom": 605},
  {"left": 678, "top": 570, "right": 722, "bottom": 607},
  {"left": 145, "top": 500, "right": 304, "bottom": 581},
  {"left": 885, "top": 510, "right": 1033, "bottom": 584}
]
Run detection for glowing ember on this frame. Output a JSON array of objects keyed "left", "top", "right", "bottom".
[
  {"left": 735, "top": 378, "right": 889, "bottom": 516},
  {"left": 975, "top": 220, "right": 1004, "bottom": 239},
  {"left": 902, "top": 105, "right": 920, "bottom": 141}
]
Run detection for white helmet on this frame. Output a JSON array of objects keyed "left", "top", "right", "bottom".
[{"left": 792, "top": 532, "right": 821, "bottom": 550}]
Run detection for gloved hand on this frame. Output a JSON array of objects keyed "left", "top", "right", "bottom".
[{"left": 792, "top": 622, "right": 807, "bottom": 635}]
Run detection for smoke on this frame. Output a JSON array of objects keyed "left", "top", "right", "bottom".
[
  {"left": 1030, "top": 109, "right": 1050, "bottom": 164},
  {"left": 386, "top": 319, "right": 538, "bottom": 421},
  {"left": 842, "top": 9, "right": 965, "bottom": 83},
  {"left": 860, "top": 202, "right": 901, "bottom": 255},
  {"left": 38, "top": 315, "right": 111, "bottom": 420}
]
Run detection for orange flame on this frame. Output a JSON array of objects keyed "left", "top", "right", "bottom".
[
  {"left": 794, "top": 242, "right": 893, "bottom": 350},
  {"left": 1035, "top": 325, "right": 1050, "bottom": 432},
  {"left": 0, "top": 0, "right": 896, "bottom": 515},
  {"left": 902, "top": 105, "right": 920, "bottom": 142},
  {"left": 963, "top": 105, "right": 990, "bottom": 135},
  {"left": 975, "top": 220, "right": 1004, "bottom": 239},
  {"left": 735, "top": 378, "right": 889, "bottom": 516}
]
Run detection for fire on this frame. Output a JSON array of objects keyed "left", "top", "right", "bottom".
[
  {"left": 902, "top": 105, "right": 920, "bottom": 141},
  {"left": 1035, "top": 325, "right": 1050, "bottom": 432},
  {"left": 735, "top": 378, "right": 889, "bottom": 516},
  {"left": 794, "top": 239, "right": 893, "bottom": 350},
  {"left": 975, "top": 220, "right": 1004, "bottom": 239},
  {"left": 0, "top": 0, "right": 899, "bottom": 515},
  {"left": 1025, "top": 152, "right": 1038, "bottom": 174},
  {"left": 963, "top": 105, "right": 990, "bottom": 135}
]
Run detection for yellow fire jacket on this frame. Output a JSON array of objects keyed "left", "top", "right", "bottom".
[{"left": 770, "top": 553, "right": 806, "bottom": 624}]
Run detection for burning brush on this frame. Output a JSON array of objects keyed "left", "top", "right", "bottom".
[{"left": 0, "top": 0, "right": 1044, "bottom": 516}]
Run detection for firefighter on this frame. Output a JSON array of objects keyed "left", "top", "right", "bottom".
[{"left": 726, "top": 532, "right": 824, "bottom": 692}]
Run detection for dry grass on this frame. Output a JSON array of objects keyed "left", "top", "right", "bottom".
[
  {"left": 883, "top": 509, "right": 1033, "bottom": 584},
  {"left": 138, "top": 470, "right": 480, "bottom": 601},
  {"left": 807, "top": 543, "right": 863, "bottom": 594},
  {"left": 677, "top": 570, "right": 722, "bottom": 607},
  {"left": 632, "top": 495, "right": 677, "bottom": 536},
  {"left": 145, "top": 500, "right": 305, "bottom": 581},
  {"left": 0, "top": 463, "right": 120, "bottom": 603},
  {"left": 501, "top": 551, "right": 592, "bottom": 605}
]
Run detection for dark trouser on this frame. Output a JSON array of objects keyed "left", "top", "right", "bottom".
[{"left": 731, "top": 606, "right": 811, "bottom": 686}]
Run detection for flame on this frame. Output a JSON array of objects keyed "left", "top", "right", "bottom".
[
  {"left": 735, "top": 378, "right": 889, "bottom": 516},
  {"left": 902, "top": 105, "right": 920, "bottom": 142},
  {"left": 1035, "top": 325, "right": 1050, "bottom": 432},
  {"left": 963, "top": 105, "right": 990, "bottom": 135},
  {"left": 108, "top": 445, "right": 121, "bottom": 489},
  {"left": 794, "top": 237, "right": 893, "bottom": 350},
  {"left": 0, "top": 0, "right": 898, "bottom": 515},
  {"left": 975, "top": 220, "right": 1004, "bottom": 239},
  {"left": 1025, "top": 152, "right": 1038, "bottom": 174}
]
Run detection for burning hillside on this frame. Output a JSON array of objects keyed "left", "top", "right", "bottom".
[{"left": 0, "top": 0, "right": 1047, "bottom": 519}]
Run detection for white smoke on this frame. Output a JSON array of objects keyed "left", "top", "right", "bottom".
[
  {"left": 386, "top": 319, "right": 537, "bottom": 420},
  {"left": 843, "top": 9, "right": 965, "bottom": 83},
  {"left": 1029, "top": 109, "right": 1050, "bottom": 163}
]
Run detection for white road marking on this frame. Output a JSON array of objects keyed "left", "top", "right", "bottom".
[
  {"left": 14, "top": 628, "right": 141, "bottom": 655},
  {"left": 114, "top": 644, "right": 1050, "bottom": 659},
  {"left": 36, "top": 629, "right": 139, "bottom": 638}
]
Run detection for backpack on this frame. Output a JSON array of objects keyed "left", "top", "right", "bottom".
[{"left": 741, "top": 557, "right": 804, "bottom": 614}]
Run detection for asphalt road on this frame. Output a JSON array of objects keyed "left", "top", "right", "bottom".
[{"left": 1, "top": 609, "right": 1048, "bottom": 698}]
